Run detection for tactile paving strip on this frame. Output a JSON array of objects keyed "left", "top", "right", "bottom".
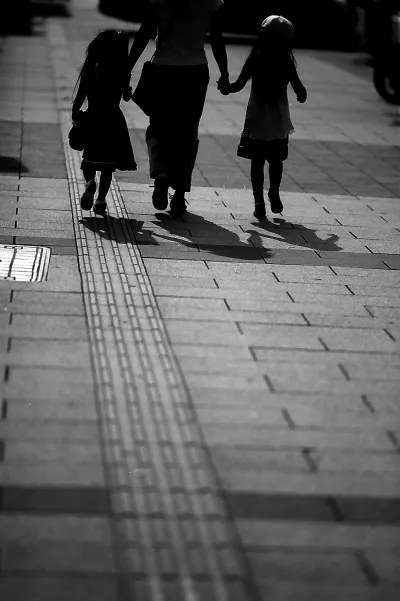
[
  {"left": 48, "top": 21, "right": 258, "bottom": 601},
  {"left": 0, "top": 244, "right": 50, "bottom": 282}
]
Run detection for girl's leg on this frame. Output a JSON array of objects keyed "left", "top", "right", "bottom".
[
  {"left": 82, "top": 166, "right": 96, "bottom": 183},
  {"left": 269, "top": 161, "right": 283, "bottom": 190},
  {"left": 250, "top": 157, "right": 265, "bottom": 198},
  {"left": 80, "top": 166, "right": 97, "bottom": 211},
  {"left": 268, "top": 160, "right": 284, "bottom": 214},
  {"left": 93, "top": 169, "right": 112, "bottom": 216},
  {"left": 97, "top": 169, "right": 113, "bottom": 201},
  {"left": 250, "top": 158, "right": 267, "bottom": 219}
]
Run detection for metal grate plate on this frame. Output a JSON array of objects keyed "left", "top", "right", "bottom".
[{"left": 0, "top": 245, "right": 51, "bottom": 282}]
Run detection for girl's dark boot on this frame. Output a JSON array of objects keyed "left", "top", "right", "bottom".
[
  {"left": 253, "top": 191, "right": 266, "bottom": 220},
  {"left": 268, "top": 187, "right": 283, "bottom": 214}
]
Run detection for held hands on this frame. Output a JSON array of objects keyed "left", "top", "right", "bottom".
[{"left": 217, "top": 74, "right": 231, "bottom": 95}]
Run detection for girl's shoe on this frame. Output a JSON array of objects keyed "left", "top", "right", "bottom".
[
  {"left": 93, "top": 200, "right": 107, "bottom": 216},
  {"left": 80, "top": 180, "right": 96, "bottom": 211},
  {"left": 169, "top": 192, "right": 187, "bottom": 217},
  {"left": 152, "top": 173, "right": 169, "bottom": 210},
  {"left": 253, "top": 199, "right": 266, "bottom": 220},
  {"left": 268, "top": 188, "right": 283, "bottom": 214}
]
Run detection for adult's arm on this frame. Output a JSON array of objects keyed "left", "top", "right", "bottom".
[
  {"left": 209, "top": 5, "right": 229, "bottom": 81},
  {"left": 127, "top": 2, "right": 157, "bottom": 73}
]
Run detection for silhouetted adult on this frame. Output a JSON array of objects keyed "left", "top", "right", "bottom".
[{"left": 128, "top": 0, "right": 229, "bottom": 216}]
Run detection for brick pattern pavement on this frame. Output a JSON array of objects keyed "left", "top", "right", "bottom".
[{"left": 0, "top": 1, "right": 399, "bottom": 600}]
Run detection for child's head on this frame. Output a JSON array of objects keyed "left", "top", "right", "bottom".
[
  {"left": 258, "top": 15, "right": 294, "bottom": 50},
  {"left": 86, "top": 29, "right": 129, "bottom": 65}
]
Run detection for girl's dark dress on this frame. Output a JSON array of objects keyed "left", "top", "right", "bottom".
[{"left": 75, "top": 63, "right": 137, "bottom": 173}]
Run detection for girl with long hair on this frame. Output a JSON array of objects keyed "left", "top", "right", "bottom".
[{"left": 72, "top": 29, "right": 137, "bottom": 215}]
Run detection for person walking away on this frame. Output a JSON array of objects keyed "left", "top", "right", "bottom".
[
  {"left": 127, "top": 0, "right": 229, "bottom": 217},
  {"left": 218, "top": 15, "right": 307, "bottom": 220},
  {"left": 72, "top": 30, "right": 137, "bottom": 216}
]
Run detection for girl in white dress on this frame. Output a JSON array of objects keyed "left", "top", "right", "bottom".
[{"left": 219, "top": 15, "right": 307, "bottom": 219}]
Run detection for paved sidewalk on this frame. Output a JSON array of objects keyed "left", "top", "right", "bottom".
[{"left": 0, "top": 1, "right": 399, "bottom": 600}]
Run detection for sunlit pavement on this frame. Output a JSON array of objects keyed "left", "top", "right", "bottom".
[{"left": 0, "top": 1, "right": 399, "bottom": 600}]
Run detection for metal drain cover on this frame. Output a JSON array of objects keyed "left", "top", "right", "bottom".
[{"left": 0, "top": 245, "right": 51, "bottom": 282}]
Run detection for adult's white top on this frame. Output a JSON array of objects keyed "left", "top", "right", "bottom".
[{"left": 151, "top": 0, "right": 224, "bottom": 66}]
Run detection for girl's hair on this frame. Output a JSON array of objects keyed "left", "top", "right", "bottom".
[
  {"left": 73, "top": 29, "right": 129, "bottom": 101},
  {"left": 240, "top": 25, "right": 297, "bottom": 102}
]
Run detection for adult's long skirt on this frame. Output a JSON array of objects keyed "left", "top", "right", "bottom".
[{"left": 145, "top": 64, "right": 209, "bottom": 192}]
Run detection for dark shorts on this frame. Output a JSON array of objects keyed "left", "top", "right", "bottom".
[{"left": 237, "top": 136, "right": 289, "bottom": 162}]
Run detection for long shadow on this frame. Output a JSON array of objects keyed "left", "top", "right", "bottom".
[
  {"left": 80, "top": 208, "right": 342, "bottom": 259},
  {"left": 244, "top": 217, "right": 342, "bottom": 252}
]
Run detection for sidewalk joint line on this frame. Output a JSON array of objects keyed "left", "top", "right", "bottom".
[
  {"left": 318, "top": 337, "right": 329, "bottom": 351},
  {"left": 338, "top": 363, "right": 350, "bottom": 381},
  {"left": 355, "top": 550, "right": 380, "bottom": 586},
  {"left": 387, "top": 430, "right": 400, "bottom": 452},
  {"left": 263, "top": 373, "right": 275, "bottom": 392},
  {"left": 325, "top": 496, "right": 344, "bottom": 522},
  {"left": 301, "top": 448, "right": 318, "bottom": 473},
  {"left": 281, "top": 408, "right": 296, "bottom": 429},
  {"left": 360, "top": 394, "right": 376, "bottom": 414},
  {"left": 1, "top": 401, "right": 7, "bottom": 420},
  {"left": 383, "top": 328, "right": 396, "bottom": 342}
]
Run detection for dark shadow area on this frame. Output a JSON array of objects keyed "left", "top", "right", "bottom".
[
  {"left": 81, "top": 206, "right": 343, "bottom": 261},
  {"left": 0, "top": 156, "right": 28, "bottom": 175},
  {"left": 245, "top": 217, "right": 342, "bottom": 252}
]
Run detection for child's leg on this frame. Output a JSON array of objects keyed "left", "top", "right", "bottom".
[
  {"left": 269, "top": 161, "right": 283, "bottom": 190},
  {"left": 93, "top": 168, "right": 112, "bottom": 216},
  {"left": 250, "top": 158, "right": 266, "bottom": 219},
  {"left": 82, "top": 166, "right": 96, "bottom": 183},
  {"left": 97, "top": 169, "right": 113, "bottom": 201},
  {"left": 250, "top": 158, "right": 265, "bottom": 198},
  {"left": 268, "top": 160, "right": 284, "bottom": 214},
  {"left": 80, "top": 166, "right": 97, "bottom": 211}
]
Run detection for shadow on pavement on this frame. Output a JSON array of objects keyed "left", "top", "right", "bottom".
[
  {"left": 0, "top": 156, "right": 28, "bottom": 174},
  {"left": 81, "top": 209, "right": 342, "bottom": 259},
  {"left": 245, "top": 217, "right": 342, "bottom": 252}
]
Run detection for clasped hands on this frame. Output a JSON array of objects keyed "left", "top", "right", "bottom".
[{"left": 217, "top": 74, "right": 231, "bottom": 95}]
